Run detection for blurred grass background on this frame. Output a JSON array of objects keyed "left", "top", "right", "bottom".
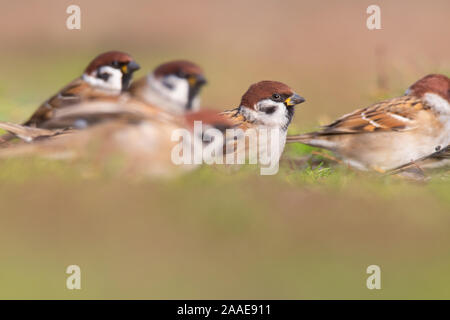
[{"left": 0, "top": 0, "right": 449, "bottom": 299}]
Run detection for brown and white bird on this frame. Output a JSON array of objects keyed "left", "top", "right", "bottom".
[
  {"left": 129, "top": 60, "right": 206, "bottom": 115},
  {"left": 0, "top": 102, "right": 233, "bottom": 177},
  {"left": 23, "top": 50, "right": 140, "bottom": 128},
  {"left": 287, "top": 74, "right": 450, "bottom": 171},
  {"left": 218, "top": 80, "right": 305, "bottom": 166}
]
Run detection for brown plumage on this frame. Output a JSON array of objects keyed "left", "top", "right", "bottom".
[
  {"left": 311, "top": 95, "right": 426, "bottom": 135},
  {"left": 129, "top": 60, "right": 207, "bottom": 114},
  {"left": 240, "top": 81, "right": 294, "bottom": 110},
  {"left": 0, "top": 99, "right": 240, "bottom": 177},
  {"left": 0, "top": 102, "right": 194, "bottom": 177},
  {"left": 408, "top": 74, "right": 450, "bottom": 102},
  {"left": 0, "top": 80, "right": 305, "bottom": 177},
  {"left": 23, "top": 51, "right": 139, "bottom": 128},
  {"left": 153, "top": 60, "right": 204, "bottom": 79},
  {"left": 84, "top": 51, "right": 136, "bottom": 74},
  {"left": 23, "top": 79, "right": 123, "bottom": 127},
  {"left": 287, "top": 74, "right": 450, "bottom": 171}
]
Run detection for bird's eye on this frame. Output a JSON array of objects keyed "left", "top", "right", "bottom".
[
  {"left": 111, "top": 61, "right": 119, "bottom": 67},
  {"left": 272, "top": 94, "right": 281, "bottom": 101},
  {"left": 98, "top": 72, "right": 111, "bottom": 81}
]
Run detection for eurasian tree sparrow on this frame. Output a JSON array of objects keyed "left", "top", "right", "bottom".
[
  {"left": 221, "top": 81, "right": 304, "bottom": 148},
  {"left": 129, "top": 60, "right": 206, "bottom": 115},
  {"left": 287, "top": 74, "right": 450, "bottom": 171},
  {"left": 0, "top": 102, "right": 234, "bottom": 177},
  {"left": 23, "top": 50, "right": 140, "bottom": 128}
]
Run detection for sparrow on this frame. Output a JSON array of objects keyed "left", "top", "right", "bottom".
[
  {"left": 129, "top": 60, "right": 207, "bottom": 115},
  {"left": 0, "top": 102, "right": 234, "bottom": 177},
  {"left": 12, "top": 60, "right": 207, "bottom": 131},
  {"left": 23, "top": 50, "right": 140, "bottom": 128},
  {"left": 287, "top": 74, "right": 450, "bottom": 171},
  {"left": 217, "top": 80, "right": 305, "bottom": 166}
]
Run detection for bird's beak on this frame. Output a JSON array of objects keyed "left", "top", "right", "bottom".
[
  {"left": 188, "top": 74, "right": 207, "bottom": 88},
  {"left": 285, "top": 93, "right": 306, "bottom": 106},
  {"left": 123, "top": 61, "right": 140, "bottom": 74}
]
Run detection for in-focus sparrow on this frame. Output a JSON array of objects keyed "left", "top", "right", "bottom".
[
  {"left": 23, "top": 50, "right": 140, "bottom": 128},
  {"left": 287, "top": 74, "right": 450, "bottom": 171},
  {"left": 219, "top": 80, "right": 305, "bottom": 163},
  {"left": 129, "top": 60, "right": 206, "bottom": 115}
]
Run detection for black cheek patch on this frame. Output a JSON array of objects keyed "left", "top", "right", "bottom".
[
  {"left": 162, "top": 78, "right": 174, "bottom": 89},
  {"left": 98, "top": 73, "right": 111, "bottom": 81},
  {"left": 264, "top": 106, "right": 277, "bottom": 114}
]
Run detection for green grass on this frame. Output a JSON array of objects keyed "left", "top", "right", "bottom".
[{"left": 0, "top": 150, "right": 449, "bottom": 299}]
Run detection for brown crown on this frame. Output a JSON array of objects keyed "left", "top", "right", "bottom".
[
  {"left": 84, "top": 51, "right": 135, "bottom": 74},
  {"left": 240, "top": 81, "right": 294, "bottom": 109},
  {"left": 153, "top": 60, "right": 204, "bottom": 78},
  {"left": 408, "top": 74, "right": 450, "bottom": 102}
]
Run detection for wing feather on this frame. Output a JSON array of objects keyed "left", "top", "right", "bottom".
[{"left": 321, "top": 96, "right": 427, "bottom": 134}]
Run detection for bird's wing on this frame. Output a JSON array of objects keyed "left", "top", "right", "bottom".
[
  {"left": 23, "top": 78, "right": 122, "bottom": 127},
  {"left": 23, "top": 78, "right": 87, "bottom": 126},
  {"left": 320, "top": 95, "right": 427, "bottom": 135},
  {"left": 41, "top": 97, "right": 173, "bottom": 129}
]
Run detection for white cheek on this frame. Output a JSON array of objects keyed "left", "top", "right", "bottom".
[
  {"left": 191, "top": 95, "right": 201, "bottom": 112},
  {"left": 82, "top": 66, "right": 123, "bottom": 93},
  {"left": 424, "top": 93, "right": 450, "bottom": 115},
  {"left": 154, "top": 75, "right": 189, "bottom": 106},
  {"left": 145, "top": 74, "right": 190, "bottom": 114},
  {"left": 165, "top": 75, "right": 190, "bottom": 105},
  {"left": 255, "top": 99, "right": 289, "bottom": 128}
]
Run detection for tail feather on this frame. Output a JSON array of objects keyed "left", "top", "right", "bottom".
[
  {"left": 286, "top": 132, "right": 318, "bottom": 143},
  {"left": 0, "top": 121, "right": 55, "bottom": 143},
  {"left": 286, "top": 132, "right": 338, "bottom": 150}
]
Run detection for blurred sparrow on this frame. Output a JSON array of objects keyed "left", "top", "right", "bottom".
[
  {"left": 287, "top": 74, "right": 450, "bottom": 171},
  {"left": 23, "top": 50, "right": 140, "bottom": 128},
  {"left": 0, "top": 101, "right": 234, "bottom": 177},
  {"left": 129, "top": 60, "right": 206, "bottom": 114}
]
